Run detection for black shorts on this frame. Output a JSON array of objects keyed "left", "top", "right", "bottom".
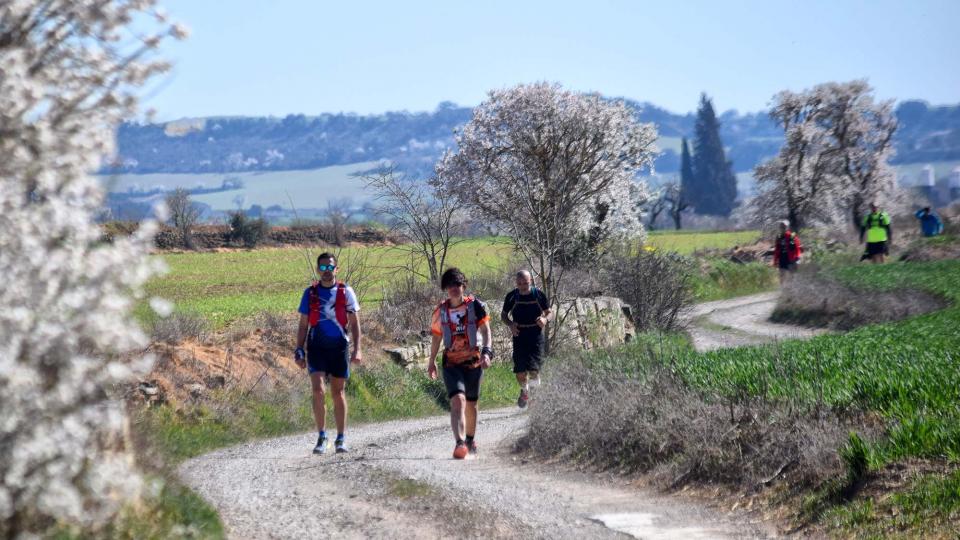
[
  {"left": 778, "top": 258, "right": 797, "bottom": 271},
  {"left": 866, "top": 241, "right": 888, "bottom": 256},
  {"left": 442, "top": 363, "right": 483, "bottom": 402},
  {"left": 307, "top": 331, "right": 350, "bottom": 379},
  {"left": 513, "top": 330, "right": 545, "bottom": 373}
]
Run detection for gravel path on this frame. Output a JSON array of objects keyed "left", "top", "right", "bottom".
[
  {"left": 180, "top": 292, "right": 819, "bottom": 539},
  {"left": 180, "top": 407, "right": 771, "bottom": 539},
  {"left": 686, "top": 291, "right": 826, "bottom": 352}
]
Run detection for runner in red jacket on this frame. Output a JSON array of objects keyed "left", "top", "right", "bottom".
[{"left": 772, "top": 220, "right": 802, "bottom": 284}]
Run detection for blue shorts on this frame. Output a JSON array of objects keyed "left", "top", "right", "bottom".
[{"left": 307, "top": 330, "right": 350, "bottom": 379}]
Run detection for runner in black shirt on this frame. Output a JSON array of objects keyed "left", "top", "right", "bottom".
[{"left": 500, "top": 270, "right": 552, "bottom": 408}]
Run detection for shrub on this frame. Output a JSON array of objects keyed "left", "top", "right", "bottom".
[
  {"left": 771, "top": 269, "right": 946, "bottom": 330},
  {"left": 518, "top": 350, "right": 877, "bottom": 489},
  {"left": 151, "top": 313, "right": 211, "bottom": 345},
  {"left": 600, "top": 249, "right": 694, "bottom": 332},
  {"left": 376, "top": 276, "right": 442, "bottom": 344},
  {"left": 228, "top": 211, "right": 270, "bottom": 248}
]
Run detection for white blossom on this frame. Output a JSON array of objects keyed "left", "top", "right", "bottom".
[
  {"left": 0, "top": 1, "right": 183, "bottom": 535},
  {"left": 752, "top": 80, "right": 897, "bottom": 228},
  {"left": 435, "top": 82, "right": 657, "bottom": 329}
]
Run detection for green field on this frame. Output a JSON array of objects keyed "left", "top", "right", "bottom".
[
  {"left": 141, "top": 232, "right": 765, "bottom": 328},
  {"left": 647, "top": 229, "right": 760, "bottom": 254},
  {"left": 648, "top": 260, "right": 959, "bottom": 535}
]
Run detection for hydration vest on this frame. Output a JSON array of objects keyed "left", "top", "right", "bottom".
[
  {"left": 308, "top": 281, "right": 348, "bottom": 329},
  {"left": 508, "top": 287, "right": 546, "bottom": 328},
  {"left": 438, "top": 296, "right": 479, "bottom": 351}
]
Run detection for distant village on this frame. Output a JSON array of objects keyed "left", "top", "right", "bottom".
[{"left": 904, "top": 164, "right": 960, "bottom": 206}]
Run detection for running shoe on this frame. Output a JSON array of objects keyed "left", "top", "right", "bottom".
[
  {"left": 335, "top": 438, "right": 348, "bottom": 454},
  {"left": 517, "top": 389, "right": 529, "bottom": 409},
  {"left": 466, "top": 439, "right": 479, "bottom": 456},
  {"left": 453, "top": 441, "right": 468, "bottom": 459},
  {"left": 313, "top": 435, "right": 328, "bottom": 455}
]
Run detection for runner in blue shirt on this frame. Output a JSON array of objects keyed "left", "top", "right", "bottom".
[{"left": 294, "top": 252, "right": 362, "bottom": 455}]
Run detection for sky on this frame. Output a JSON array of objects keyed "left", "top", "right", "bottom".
[{"left": 143, "top": 0, "right": 960, "bottom": 120}]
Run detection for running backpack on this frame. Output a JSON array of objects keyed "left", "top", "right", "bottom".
[{"left": 308, "top": 281, "right": 348, "bottom": 329}]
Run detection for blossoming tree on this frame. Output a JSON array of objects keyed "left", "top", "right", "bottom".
[
  {"left": 752, "top": 80, "right": 897, "bottom": 228},
  {"left": 0, "top": 1, "right": 184, "bottom": 534},
  {"left": 435, "top": 82, "right": 657, "bottom": 348}
]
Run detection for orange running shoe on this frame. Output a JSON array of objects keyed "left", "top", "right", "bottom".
[{"left": 453, "top": 441, "right": 468, "bottom": 459}]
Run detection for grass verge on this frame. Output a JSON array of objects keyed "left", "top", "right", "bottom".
[
  {"left": 524, "top": 260, "right": 960, "bottom": 536},
  {"left": 137, "top": 361, "right": 520, "bottom": 462}
]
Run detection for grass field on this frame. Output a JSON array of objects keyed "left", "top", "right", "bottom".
[
  {"left": 140, "top": 231, "right": 765, "bottom": 329},
  {"left": 561, "top": 259, "right": 960, "bottom": 536},
  {"left": 138, "top": 237, "right": 515, "bottom": 328},
  {"left": 647, "top": 229, "right": 761, "bottom": 254}
]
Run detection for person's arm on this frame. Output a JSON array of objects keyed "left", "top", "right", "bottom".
[
  {"left": 537, "top": 291, "right": 553, "bottom": 327},
  {"left": 428, "top": 334, "right": 441, "bottom": 380},
  {"left": 348, "top": 312, "right": 362, "bottom": 364},
  {"left": 295, "top": 314, "right": 309, "bottom": 369},
  {"left": 428, "top": 307, "right": 441, "bottom": 379},
  {"left": 885, "top": 216, "right": 893, "bottom": 243},
  {"left": 479, "top": 322, "right": 493, "bottom": 369},
  {"left": 859, "top": 222, "right": 866, "bottom": 243},
  {"left": 795, "top": 235, "right": 803, "bottom": 262},
  {"left": 501, "top": 292, "right": 519, "bottom": 336}
]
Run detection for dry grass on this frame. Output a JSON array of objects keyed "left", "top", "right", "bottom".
[
  {"left": 517, "top": 355, "right": 878, "bottom": 491},
  {"left": 771, "top": 269, "right": 947, "bottom": 330},
  {"left": 151, "top": 313, "right": 211, "bottom": 344}
]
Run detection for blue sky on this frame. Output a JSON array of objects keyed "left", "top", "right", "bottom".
[{"left": 145, "top": 0, "right": 960, "bottom": 120}]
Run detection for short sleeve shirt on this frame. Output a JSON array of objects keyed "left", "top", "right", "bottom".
[
  {"left": 298, "top": 282, "right": 359, "bottom": 340},
  {"left": 431, "top": 297, "right": 490, "bottom": 364},
  {"left": 502, "top": 288, "right": 549, "bottom": 327}
]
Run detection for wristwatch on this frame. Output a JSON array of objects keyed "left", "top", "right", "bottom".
[{"left": 481, "top": 346, "right": 494, "bottom": 359}]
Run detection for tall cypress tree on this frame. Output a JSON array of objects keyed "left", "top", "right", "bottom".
[
  {"left": 690, "top": 94, "right": 737, "bottom": 216},
  {"left": 675, "top": 137, "right": 694, "bottom": 229}
]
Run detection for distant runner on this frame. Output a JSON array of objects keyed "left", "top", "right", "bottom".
[
  {"left": 501, "top": 270, "right": 552, "bottom": 408},
  {"left": 772, "top": 220, "right": 802, "bottom": 284},
  {"left": 294, "top": 252, "right": 362, "bottom": 455},
  {"left": 428, "top": 268, "right": 494, "bottom": 459},
  {"left": 915, "top": 206, "right": 944, "bottom": 237},
  {"left": 860, "top": 202, "right": 892, "bottom": 264}
]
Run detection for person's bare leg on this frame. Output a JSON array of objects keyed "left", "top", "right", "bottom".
[
  {"left": 330, "top": 377, "right": 347, "bottom": 434},
  {"left": 516, "top": 371, "right": 527, "bottom": 389},
  {"left": 450, "top": 394, "right": 466, "bottom": 441},
  {"left": 309, "top": 372, "right": 327, "bottom": 432},
  {"left": 465, "top": 399, "right": 478, "bottom": 438},
  {"left": 528, "top": 370, "right": 540, "bottom": 387}
]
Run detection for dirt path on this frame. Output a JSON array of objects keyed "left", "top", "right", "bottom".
[
  {"left": 686, "top": 291, "right": 826, "bottom": 352},
  {"left": 180, "top": 292, "right": 818, "bottom": 539},
  {"left": 180, "top": 407, "right": 773, "bottom": 539}
]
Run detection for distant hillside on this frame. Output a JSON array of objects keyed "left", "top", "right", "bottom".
[{"left": 107, "top": 99, "right": 960, "bottom": 178}]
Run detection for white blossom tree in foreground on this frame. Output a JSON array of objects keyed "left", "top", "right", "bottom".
[
  {"left": 436, "top": 83, "right": 657, "bottom": 348},
  {"left": 752, "top": 80, "right": 897, "bottom": 229},
  {"left": 0, "top": 2, "right": 184, "bottom": 535}
]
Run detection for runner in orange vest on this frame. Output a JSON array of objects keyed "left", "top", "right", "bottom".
[{"left": 427, "top": 267, "right": 494, "bottom": 459}]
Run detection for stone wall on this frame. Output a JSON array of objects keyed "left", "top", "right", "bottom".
[
  {"left": 384, "top": 296, "right": 634, "bottom": 369},
  {"left": 152, "top": 225, "right": 396, "bottom": 250}
]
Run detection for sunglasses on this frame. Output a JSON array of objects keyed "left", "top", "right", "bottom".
[{"left": 318, "top": 264, "right": 337, "bottom": 271}]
